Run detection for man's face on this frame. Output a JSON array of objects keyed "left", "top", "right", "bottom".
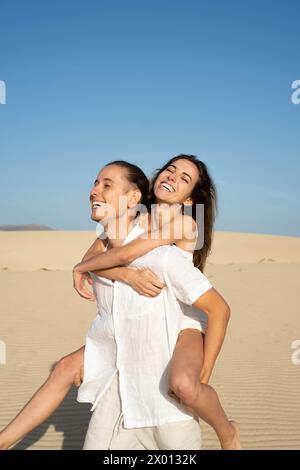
[{"left": 90, "top": 165, "right": 130, "bottom": 223}]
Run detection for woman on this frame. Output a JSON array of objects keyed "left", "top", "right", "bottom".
[{"left": 0, "top": 157, "right": 241, "bottom": 450}]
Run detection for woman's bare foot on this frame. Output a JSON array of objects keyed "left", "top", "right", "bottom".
[{"left": 221, "top": 421, "right": 242, "bottom": 450}]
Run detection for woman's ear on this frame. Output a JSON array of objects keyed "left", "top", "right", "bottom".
[
  {"left": 183, "top": 196, "right": 193, "bottom": 206},
  {"left": 128, "top": 189, "right": 142, "bottom": 208}
]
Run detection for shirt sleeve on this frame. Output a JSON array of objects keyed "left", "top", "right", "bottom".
[{"left": 163, "top": 247, "right": 213, "bottom": 305}]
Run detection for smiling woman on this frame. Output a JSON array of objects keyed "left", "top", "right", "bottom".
[{"left": 149, "top": 155, "right": 217, "bottom": 272}]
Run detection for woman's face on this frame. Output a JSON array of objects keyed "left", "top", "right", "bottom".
[
  {"left": 90, "top": 165, "right": 131, "bottom": 223},
  {"left": 154, "top": 158, "right": 199, "bottom": 205}
]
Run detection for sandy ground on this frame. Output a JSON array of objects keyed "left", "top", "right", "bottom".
[{"left": 0, "top": 231, "right": 299, "bottom": 450}]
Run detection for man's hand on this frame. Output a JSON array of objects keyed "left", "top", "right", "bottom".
[
  {"left": 199, "top": 368, "right": 211, "bottom": 385},
  {"left": 126, "top": 267, "right": 165, "bottom": 297},
  {"left": 73, "top": 363, "right": 84, "bottom": 387},
  {"left": 73, "top": 268, "right": 95, "bottom": 301}
]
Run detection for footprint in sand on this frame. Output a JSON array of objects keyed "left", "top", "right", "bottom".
[{"left": 258, "top": 258, "right": 276, "bottom": 263}]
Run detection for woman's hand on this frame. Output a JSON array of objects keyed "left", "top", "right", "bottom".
[
  {"left": 73, "top": 268, "right": 95, "bottom": 301},
  {"left": 126, "top": 267, "right": 165, "bottom": 297}
]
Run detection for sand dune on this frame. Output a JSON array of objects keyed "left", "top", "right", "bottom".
[
  {"left": 210, "top": 231, "right": 300, "bottom": 264},
  {"left": 0, "top": 224, "right": 55, "bottom": 231},
  {"left": 0, "top": 231, "right": 299, "bottom": 449}
]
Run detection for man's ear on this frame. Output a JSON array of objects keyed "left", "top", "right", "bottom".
[
  {"left": 183, "top": 196, "right": 193, "bottom": 206},
  {"left": 128, "top": 189, "right": 142, "bottom": 208}
]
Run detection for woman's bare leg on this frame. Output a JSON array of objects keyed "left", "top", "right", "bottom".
[
  {"left": 0, "top": 346, "right": 85, "bottom": 450},
  {"left": 169, "top": 329, "right": 241, "bottom": 450}
]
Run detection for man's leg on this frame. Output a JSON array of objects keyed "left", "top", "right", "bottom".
[
  {"left": 83, "top": 372, "right": 145, "bottom": 450},
  {"left": 136, "top": 418, "right": 201, "bottom": 450}
]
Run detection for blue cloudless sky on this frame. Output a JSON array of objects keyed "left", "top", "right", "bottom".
[{"left": 0, "top": 0, "right": 299, "bottom": 234}]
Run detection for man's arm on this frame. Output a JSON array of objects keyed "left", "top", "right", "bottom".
[
  {"left": 81, "top": 238, "right": 105, "bottom": 262},
  {"left": 192, "top": 288, "right": 231, "bottom": 384},
  {"left": 73, "top": 238, "right": 105, "bottom": 300},
  {"left": 75, "top": 238, "right": 133, "bottom": 299}
]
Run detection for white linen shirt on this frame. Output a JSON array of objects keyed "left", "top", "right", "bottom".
[{"left": 77, "top": 222, "right": 212, "bottom": 428}]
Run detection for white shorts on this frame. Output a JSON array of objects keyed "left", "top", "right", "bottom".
[
  {"left": 180, "top": 307, "right": 208, "bottom": 334},
  {"left": 83, "top": 372, "right": 202, "bottom": 450}
]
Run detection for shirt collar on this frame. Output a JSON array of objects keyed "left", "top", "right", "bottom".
[{"left": 122, "top": 218, "right": 145, "bottom": 246}]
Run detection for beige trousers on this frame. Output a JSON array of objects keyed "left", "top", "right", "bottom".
[{"left": 83, "top": 373, "right": 202, "bottom": 450}]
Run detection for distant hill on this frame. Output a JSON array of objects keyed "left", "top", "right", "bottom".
[{"left": 0, "top": 224, "right": 55, "bottom": 231}]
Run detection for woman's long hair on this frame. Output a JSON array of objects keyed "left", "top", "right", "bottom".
[{"left": 148, "top": 155, "right": 217, "bottom": 272}]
